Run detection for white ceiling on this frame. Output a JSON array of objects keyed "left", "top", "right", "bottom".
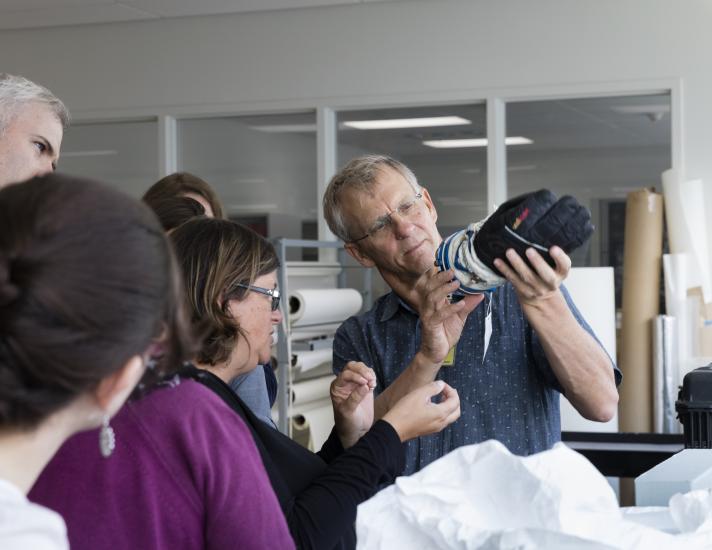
[{"left": 0, "top": 0, "right": 396, "bottom": 30}]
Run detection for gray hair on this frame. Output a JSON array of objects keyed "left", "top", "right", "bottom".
[
  {"left": 0, "top": 73, "right": 70, "bottom": 135},
  {"left": 323, "top": 154, "right": 422, "bottom": 242}
]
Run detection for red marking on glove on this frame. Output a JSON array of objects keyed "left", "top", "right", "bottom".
[{"left": 512, "top": 207, "right": 530, "bottom": 230}]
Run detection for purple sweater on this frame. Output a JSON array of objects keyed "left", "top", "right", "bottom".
[{"left": 29, "top": 379, "right": 295, "bottom": 550}]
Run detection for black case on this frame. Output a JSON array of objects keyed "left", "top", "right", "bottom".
[{"left": 676, "top": 364, "right": 712, "bottom": 448}]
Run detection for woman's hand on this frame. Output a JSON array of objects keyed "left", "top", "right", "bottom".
[
  {"left": 382, "top": 380, "right": 461, "bottom": 442},
  {"left": 330, "top": 361, "right": 376, "bottom": 448}
]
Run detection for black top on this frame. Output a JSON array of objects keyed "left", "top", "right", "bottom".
[{"left": 185, "top": 366, "right": 405, "bottom": 550}]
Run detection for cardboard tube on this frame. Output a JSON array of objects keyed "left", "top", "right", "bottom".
[{"left": 619, "top": 189, "right": 663, "bottom": 433}]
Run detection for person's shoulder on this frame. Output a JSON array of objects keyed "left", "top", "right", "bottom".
[
  {"left": 127, "top": 378, "right": 241, "bottom": 432},
  {"left": 130, "top": 377, "right": 217, "bottom": 411},
  {"left": 339, "top": 291, "right": 393, "bottom": 329},
  {"left": 125, "top": 377, "right": 254, "bottom": 455},
  {"left": 0, "top": 480, "right": 68, "bottom": 550}
]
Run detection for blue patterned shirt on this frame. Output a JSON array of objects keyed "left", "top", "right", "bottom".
[{"left": 333, "top": 283, "right": 621, "bottom": 475}]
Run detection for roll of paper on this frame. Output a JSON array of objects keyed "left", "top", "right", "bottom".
[
  {"left": 291, "top": 398, "right": 334, "bottom": 451},
  {"left": 289, "top": 288, "right": 363, "bottom": 327},
  {"left": 290, "top": 324, "right": 341, "bottom": 341},
  {"left": 291, "top": 415, "right": 314, "bottom": 451},
  {"left": 619, "top": 188, "right": 664, "bottom": 433},
  {"left": 653, "top": 315, "right": 678, "bottom": 433},
  {"left": 663, "top": 253, "right": 692, "bottom": 387},
  {"left": 662, "top": 170, "right": 711, "bottom": 303},
  {"left": 291, "top": 375, "right": 334, "bottom": 405},
  {"left": 291, "top": 348, "right": 332, "bottom": 373}
]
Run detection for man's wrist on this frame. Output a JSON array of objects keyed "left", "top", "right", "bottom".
[
  {"left": 521, "top": 289, "right": 568, "bottom": 320},
  {"left": 413, "top": 350, "right": 443, "bottom": 372}
]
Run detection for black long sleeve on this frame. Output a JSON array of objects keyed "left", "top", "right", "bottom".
[
  {"left": 283, "top": 420, "right": 404, "bottom": 550},
  {"left": 190, "top": 367, "right": 405, "bottom": 550}
]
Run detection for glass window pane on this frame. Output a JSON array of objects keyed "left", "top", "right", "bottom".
[
  {"left": 58, "top": 119, "right": 159, "bottom": 198},
  {"left": 337, "top": 104, "right": 488, "bottom": 238},
  {"left": 506, "top": 93, "right": 671, "bottom": 306},
  {"left": 178, "top": 112, "right": 317, "bottom": 254}
]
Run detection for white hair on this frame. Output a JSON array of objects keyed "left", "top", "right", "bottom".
[
  {"left": 0, "top": 73, "right": 70, "bottom": 135},
  {"left": 323, "top": 154, "right": 422, "bottom": 242}
]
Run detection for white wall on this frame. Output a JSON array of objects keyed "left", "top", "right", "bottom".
[{"left": 1, "top": 0, "right": 710, "bottom": 204}]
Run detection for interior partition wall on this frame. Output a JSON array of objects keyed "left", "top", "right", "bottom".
[{"left": 58, "top": 82, "right": 679, "bottom": 279}]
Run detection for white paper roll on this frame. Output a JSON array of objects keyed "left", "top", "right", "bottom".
[
  {"left": 290, "top": 324, "right": 340, "bottom": 341},
  {"left": 291, "top": 397, "right": 335, "bottom": 451},
  {"left": 291, "top": 348, "right": 332, "bottom": 373},
  {"left": 663, "top": 254, "right": 687, "bottom": 318},
  {"left": 653, "top": 315, "right": 678, "bottom": 433},
  {"left": 291, "top": 375, "right": 334, "bottom": 405},
  {"left": 289, "top": 288, "right": 363, "bottom": 327},
  {"left": 662, "top": 170, "right": 712, "bottom": 303}
]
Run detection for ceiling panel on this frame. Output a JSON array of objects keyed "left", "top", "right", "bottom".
[
  {"left": 0, "top": 2, "right": 157, "bottom": 30},
  {"left": 0, "top": 0, "right": 399, "bottom": 30},
  {"left": 119, "top": 0, "right": 357, "bottom": 18}
]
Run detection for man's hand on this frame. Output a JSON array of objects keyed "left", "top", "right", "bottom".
[
  {"left": 493, "top": 246, "right": 570, "bottom": 310},
  {"left": 382, "top": 380, "right": 461, "bottom": 442},
  {"left": 417, "top": 268, "right": 484, "bottom": 363},
  {"left": 373, "top": 268, "right": 482, "bottom": 418},
  {"left": 330, "top": 361, "right": 376, "bottom": 448}
]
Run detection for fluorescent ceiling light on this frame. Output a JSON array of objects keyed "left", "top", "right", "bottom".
[
  {"left": 250, "top": 124, "right": 316, "bottom": 133},
  {"left": 60, "top": 149, "right": 118, "bottom": 157},
  {"left": 423, "top": 137, "right": 532, "bottom": 148},
  {"left": 611, "top": 104, "right": 670, "bottom": 115},
  {"left": 343, "top": 116, "right": 470, "bottom": 130},
  {"left": 508, "top": 164, "right": 538, "bottom": 172}
]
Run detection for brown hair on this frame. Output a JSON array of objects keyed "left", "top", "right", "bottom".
[
  {"left": 0, "top": 174, "right": 195, "bottom": 428},
  {"left": 170, "top": 218, "right": 279, "bottom": 366},
  {"left": 148, "top": 196, "right": 206, "bottom": 233},
  {"left": 143, "top": 172, "right": 224, "bottom": 219}
]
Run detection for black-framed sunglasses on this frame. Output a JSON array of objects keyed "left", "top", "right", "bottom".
[{"left": 236, "top": 283, "right": 281, "bottom": 311}]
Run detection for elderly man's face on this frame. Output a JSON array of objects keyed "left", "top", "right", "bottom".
[
  {"left": 342, "top": 166, "right": 441, "bottom": 280},
  {"left": 0, "top": 102, "right": 63, "bottom": 188}
]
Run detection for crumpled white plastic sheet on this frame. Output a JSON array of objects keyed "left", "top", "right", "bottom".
[{"left": 356, "top": 440, "right": 712, "bottom": 549}]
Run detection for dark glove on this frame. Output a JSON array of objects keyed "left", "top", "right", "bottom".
[{"left": 473, "top": 189, "right": 594, "bottom": 274}]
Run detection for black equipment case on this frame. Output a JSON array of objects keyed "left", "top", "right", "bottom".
[{"left": 676, "top": 364, "right": 712, "bottom": 448}]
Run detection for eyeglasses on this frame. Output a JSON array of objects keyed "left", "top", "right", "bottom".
[
  {"left": 349, "top": 193, "right": 423, "bottom": 243},
  {"left": 236, "top": 283, "right": 281, "bottom": 311}
]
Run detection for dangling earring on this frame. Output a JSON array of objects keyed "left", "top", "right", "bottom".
[{"left": 99, "top": 415, "right": 116, "bottom": 458}]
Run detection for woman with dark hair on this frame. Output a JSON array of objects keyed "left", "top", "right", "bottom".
[
  {"left": 166, "top": 218, "right": 461, "bottom": 550},
  {"left": 144, "top": 191, "right": 278, "bottom": 425},
  {"left": 0, "top": 174, "right": 188, "bottom": 548},
  {"left": 28, "top": 179, "right": 294, "bottom": 550},
  {"left": 143, "top": 172, "right": 224, "bottom": 219},
  {"left": 150, "top": 195, "right": 206, "bottom": 233}
]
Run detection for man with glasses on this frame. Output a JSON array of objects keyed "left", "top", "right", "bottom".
[{"left": 323, "top": 154, "right": 620, "bottom": 475}]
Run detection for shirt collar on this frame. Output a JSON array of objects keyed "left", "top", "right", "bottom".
[{"left": 379, "top": 291, "right": 417, "bottom": 322}]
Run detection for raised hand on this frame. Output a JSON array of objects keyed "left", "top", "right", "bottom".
[
  {"left": 330, "top": 361, "right": 377, "bottom": 448},
  {"left": 417, "top": 268, "right": 483, "bottom": 364},
  {"left": 382, "top": 380, "right": 461, "bottom": 442},
  {"left": 493, "top": 245, "right": 570, "bottom": 309}
]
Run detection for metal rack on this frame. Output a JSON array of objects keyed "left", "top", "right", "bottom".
[{"left": 273, "top": 238, "right": 372, "bottom": 435}]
